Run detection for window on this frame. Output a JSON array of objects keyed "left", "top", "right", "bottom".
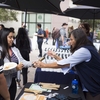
[
  {"left": 22, "top": 12, "right": 51, "bottom": 37},
  {"left": 37, "top": 14, "right": 44, "bottom": 23},
  {"left": 29, "top": 14, "right": 36, "bottom": 22},
  {"left": 45, "top": 14, "right": 51, "bottom": 22},
  {"left": 44, "top": 24, "right": 51, "bottom": 32},
  {"left": 29, "top": 23, "right": 36, "bottom": 36}
]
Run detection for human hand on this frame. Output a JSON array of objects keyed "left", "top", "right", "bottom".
[
  {"left": 47, "top": 50, "right": 56, "bottom": 58},
  {"left": 16, "top": 63, "right": 23, "bottom": 70},
  {"left": 67, "top": 41, "right": 71, "bottom": 46},
  {"left": 33, "top": 61, "right": 45, "bottom": 68}
]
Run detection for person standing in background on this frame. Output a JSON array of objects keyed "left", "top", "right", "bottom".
[
  {"left": 52, "top": 27, "right": 56, "bottom": 45},
  {"left": 0, "top": 24, "right": 4, "bottom": 45},
  {"left": 68, "top": 26, "right": 74, "bottom": 38},
  {"left": 22, "top": 23, "right": 29, "bottom": 34},
  {"left": 16, "top": 27, "right": 32, "bottom": 86},
  {"left": 58, "top": 23, "right": 68, "bottom": 48},
  {"left": 78, "top": 22, "right": 93, "bottom": 42},
  {"left": 9, "top": 27, "right": 16, "bottom": 39},
  {"left": 35, "top": 23, "right": 44, "bottom": 57},
  {"left": 44, "top": 28, "right": 49, "bottom": 44},
  {"left": 0, "top": 24, "right": 5, "bottom": 31}
]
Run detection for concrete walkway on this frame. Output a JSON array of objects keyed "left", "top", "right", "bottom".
[{"left": 16, "top": 38, "right": 55, "bottom": 99}]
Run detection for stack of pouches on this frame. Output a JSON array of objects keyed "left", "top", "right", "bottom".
[
  {"left": 39, "top": 82, "right": 60, "bottom": 90},
  {"left": 24, "top": 88, "right": 42, "bottom": 95}
]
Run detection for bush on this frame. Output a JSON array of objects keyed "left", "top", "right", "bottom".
[{"left": 97, "top": 32, "right": 100, "bottom": 39}]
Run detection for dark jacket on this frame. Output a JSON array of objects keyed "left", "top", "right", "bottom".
[{"left": 75, "top": 45, "right": 100, "bottom": 97}]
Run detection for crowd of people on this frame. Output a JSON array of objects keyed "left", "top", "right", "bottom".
[{"left": 0, "top": 22, "right": 100, "bottom": 100}]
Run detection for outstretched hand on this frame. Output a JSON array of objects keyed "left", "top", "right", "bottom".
[
  {"left": 47, "top": 50, "right": 62, "bottom": 61},
  {"left": 16, "top": 63, "right": 23, "bottom": 70},
  {"left": 67, "top": 41, "right": 71, "bottom": 46},
  {"left": 33, "top": 61, "right": 45, "bottom": 68},
  {"left": 47, "top": 50, "right": 56, "bottom": 58}
]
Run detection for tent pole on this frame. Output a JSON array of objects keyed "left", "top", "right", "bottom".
[
  {"left": 24, "top": 9, "right": 27, "bottom": 26},
  {"left": 93, "top": 9, "right": 95, "bottom": 36},
  {"left": 93, "top": 18, "right": 95, "bottom": 34}
]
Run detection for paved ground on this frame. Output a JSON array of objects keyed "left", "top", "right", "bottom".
[{"left": 16, "top": 38, "right": 55, "bottom": 99}]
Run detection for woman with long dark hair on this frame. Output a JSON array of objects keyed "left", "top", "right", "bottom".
[
  {"left": 0, "top": 28, "right": 33, "bottom": 100},
  {"left": 34, "top": 28, "right": 100, "bottom": 100},
  {"left": 16, "top": 27, "right": 32, "bottom": 86}
]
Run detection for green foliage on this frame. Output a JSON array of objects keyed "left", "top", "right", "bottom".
[
  {"left": 97, "top": 32, "right": 100, "bottom": 39},
  {"left": 0, "top": 8, "right": 18, "bottom": 22}
]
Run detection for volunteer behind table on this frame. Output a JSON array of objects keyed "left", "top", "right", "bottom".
[{"left": 34, "top": 28, "right": 100, "bottom": 100}]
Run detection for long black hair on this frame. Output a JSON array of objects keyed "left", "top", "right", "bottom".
[
  {"left": 0, "top": 28, "right": 15, "bottom": 59},
  {"left": 16, "top": 27, "right": 31, "bottom": 52},
  {"left": 70, "top": 28, "right": 93, "bottom": 53}
]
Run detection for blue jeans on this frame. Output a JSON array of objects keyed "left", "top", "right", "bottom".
[
  {"left": 45, "top": 38, "right": 48, "bottom": 43},
  {"left": 37, "top": 41, "right": 43, "bottom": 56}
]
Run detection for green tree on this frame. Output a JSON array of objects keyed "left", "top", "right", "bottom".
[{"left": 0, "top": 8, "right": 18, "bottom": 22}]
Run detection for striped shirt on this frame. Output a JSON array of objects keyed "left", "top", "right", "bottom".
[
  {"left": 0, "top": 51, "right": 3, "bottom": 73},
  {"left": 10, "top": 50, "right": 18, "bottom": 77},
  {"left": 10, "top": 50, "right": 18, "bottom": 64}
]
